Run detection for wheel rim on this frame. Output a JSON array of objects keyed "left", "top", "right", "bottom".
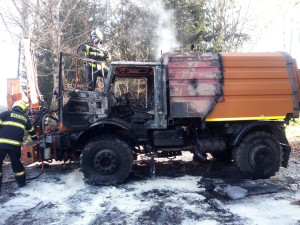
[
  {"left": 93, "top": 149, "right": 119, "bottom": 174},
  {"left": 249, "top": 144, "right": 275, "bottom": 169}
]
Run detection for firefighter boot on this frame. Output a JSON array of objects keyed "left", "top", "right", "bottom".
[{"left": 14, "top": 170, "right": 26, "bottom": 188}]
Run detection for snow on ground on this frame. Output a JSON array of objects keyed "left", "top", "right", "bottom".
[
  {"left": 1, "top": 155, "right": 300, "bottom": 225},
  {"left": 227, "top": 193, "right": 300, "bottom": 225},
  {"left": 1, "top": 127, "right": 300, "bottom": 224}
]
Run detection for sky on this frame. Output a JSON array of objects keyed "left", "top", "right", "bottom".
[
  {"left": 0, "top": 22, "right": 18, "bottom": 106},
  {"left": 248, "top": 0, "right": 300, "bottom": 58},
  {"left": 0, "top": 0, "right": 299, "bottom": 106}
]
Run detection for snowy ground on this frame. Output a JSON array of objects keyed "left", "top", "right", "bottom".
[{"left": 1, "top": 138, "right": 300, "bottom": 224}]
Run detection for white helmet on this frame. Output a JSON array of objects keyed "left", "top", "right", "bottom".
[{"left": 91, "top": 28, "right": 103, "bottom": 44}]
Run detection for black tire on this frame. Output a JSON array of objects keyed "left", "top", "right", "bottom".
[
  {"left": 80, "top": 134, "right": 133, "bottom": 185},
  {"left": 233, "top": 131, "right": 281, "bottom": 179}
]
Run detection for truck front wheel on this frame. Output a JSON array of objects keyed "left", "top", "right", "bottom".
[
  {"left": 233, "top": 132, "right": 281, "bottom": 179},
  {"left": 80, "top": 134, "right": 133, "bottom": 185}
]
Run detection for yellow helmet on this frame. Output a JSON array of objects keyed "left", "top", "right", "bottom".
[{"left": 12, "top": 101, "right": 28, "bottom": 112}]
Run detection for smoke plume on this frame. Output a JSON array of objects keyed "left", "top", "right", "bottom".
[
  {"left": 110, "top": 0, "right": 179, "bottom": 60},
  {"left": 132, "top": 0, "right": 179, "bottom": 59}
]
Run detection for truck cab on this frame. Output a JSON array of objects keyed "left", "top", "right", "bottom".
[
  {"left": 52, "top": 52, "right": 300, "bottom": 185},
  {"left": 59, "top": 59, "right": 167, "bottom": 132}
]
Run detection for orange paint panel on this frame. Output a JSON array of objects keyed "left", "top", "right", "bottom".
[
  {"left": 222, "top": 79, "right": 292, "bottom": 96},
  {"left": 221, "top": 52, "right": 287, "bottom": 67},
  {"left": 221, "top": 52, "right": 284, "bottom": 60},
  {"left": 207, "top": 95, "right": 293, "bottom": 119},
  {"left": 210, "top": 52, "right": 297, "bottom": 119},
  {"left": 222, "top": 60, "right": 286, "bottom": 68},
  {"left": 166, "top": 52, "right": 298, "bottom": 120},
  {"left": 224, "top": 68, "right": 289, "bottom": 79}
]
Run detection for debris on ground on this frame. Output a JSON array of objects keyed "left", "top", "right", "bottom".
[
  {"left": 291, "top": 200, "right": 300, "bottom": 205},
  {"left": 211, "top": 179, "right": 284, "bottom": 200}
]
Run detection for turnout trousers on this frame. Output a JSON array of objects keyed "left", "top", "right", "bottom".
[
  {"left": 85, "top": 65, "right": 103, "bottom": 91},
  {"left": 0, "top": 147, "right": 26, "bottom": 191}
]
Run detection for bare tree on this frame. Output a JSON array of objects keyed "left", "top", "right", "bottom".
[
  {"left": 1, "top": 0, "right": 84, "bottom": 106},
  {"left": 202, "top": 0, "right": 253, "bottom": 52},
  {"left": 0, "top": 0, "right": 256, "bottom": 105}
]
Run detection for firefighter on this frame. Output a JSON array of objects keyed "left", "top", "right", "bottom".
[
  {"left": 0, "top": 101, "right": 37, "bottom": 192},
  {"left": 78, "top": 28, "right": 111, "bottom": 91}
]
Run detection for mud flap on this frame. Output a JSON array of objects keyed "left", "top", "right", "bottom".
[{"left": 281, "top": 144, "right": 291, "bottom": 168}]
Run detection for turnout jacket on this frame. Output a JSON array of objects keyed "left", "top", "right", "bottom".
[
  {"left": 79, "top": 43, "right": 110, "bottom": 69},
  {"left": 0, "top": 109, "right": 36, "bottom": 150}
]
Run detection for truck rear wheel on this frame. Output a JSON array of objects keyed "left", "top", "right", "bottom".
[
  {"left": 233, "top": 132, "right": 281, "bottom": 179},
  {"left": 80, "top": 134, "right": 133, "bottom": 185}
]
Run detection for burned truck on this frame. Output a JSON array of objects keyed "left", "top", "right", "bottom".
[{"left": 23, "top": 51, "right": 300, "bottom": 185}]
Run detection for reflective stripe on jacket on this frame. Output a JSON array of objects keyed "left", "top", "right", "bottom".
[{"left": 79, "top": 43, "right": 110, "bottom": 68}]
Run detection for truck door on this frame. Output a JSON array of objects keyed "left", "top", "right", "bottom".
[
  {"left": 58, "top": 53, "right": 108, "bottom": 129},
  {"left": 153, "top": 65, "right": 167, "bottom": 129}
]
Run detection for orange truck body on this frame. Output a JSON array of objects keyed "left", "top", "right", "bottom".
[{"left": 164, "top": 52, "right": 300, "bottom": 122}]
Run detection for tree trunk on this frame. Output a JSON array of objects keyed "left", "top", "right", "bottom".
[{"left": 50, "top": 0, "right": 62, "bottom": 108}]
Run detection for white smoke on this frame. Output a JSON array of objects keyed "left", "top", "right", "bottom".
[
  {"left": 131, "top": 0, "right": 179, "bottom": 58},
  {"left": 110, "top": 0, "right": 179, "bottom": 59}
]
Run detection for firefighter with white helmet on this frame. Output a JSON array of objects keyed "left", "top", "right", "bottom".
[
  {"left": 0, "top": 101, "right": 37, "bottom": 192},
  {"left": 78, "top": 28, "right": 111, "bottom": 91},
  {"left": 90, "top": 28, "right": 103, "bottom": 45}
]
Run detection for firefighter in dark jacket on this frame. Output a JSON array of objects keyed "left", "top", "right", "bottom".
[
  {"left": 78, "top": 28, "right": 111, "bottom": 91},
  {"left": 0, "top": 101, "right": 36, "bottom": 191}
]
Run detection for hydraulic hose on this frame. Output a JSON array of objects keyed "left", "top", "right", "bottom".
[
  {"left": 32, "top": 106, "right": 50, "bottom": 128},
  {"left": 1, "top": 160, "right": 44, "bottom": 184},
  {"left": 39, "top": 109, "right": 58, "bottom": 133},
  {"left": 26, "top": 160, "right": 45, "bottom": 181}
]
